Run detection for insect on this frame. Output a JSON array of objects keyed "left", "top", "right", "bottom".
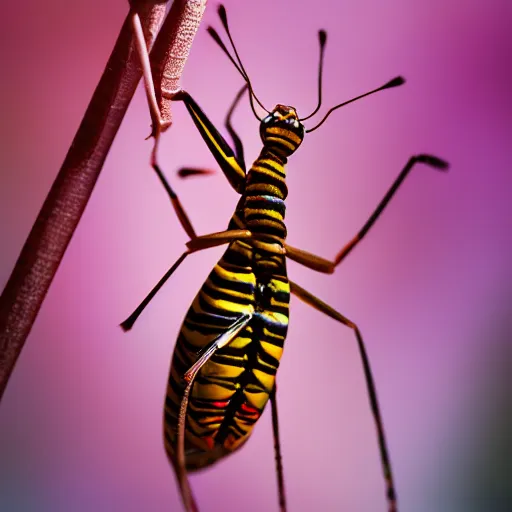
[{"left": 122, "top": 5, "right": 448, "bottom": 512}]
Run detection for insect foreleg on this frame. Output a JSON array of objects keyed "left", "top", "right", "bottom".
[
  {"left": 172, "top": 90, "right": 247, "bottom": 193},
  {"left": 175, "top": 85, "right": 249, "bottom": 181},
  {"left": 175, "top": 313, "right": 253, "bottom": 512},
  {"left": 285, "top": 154, "right": 448, "bottom": 274},
  {"left": 270, "top": 386, "right": 287, "bottom": 512},
  {"left": 289, "top": 281, "right": 397, "bottom": 512},
  {"left": 130, "top": 13, "right": 199, "bottom": 240}
]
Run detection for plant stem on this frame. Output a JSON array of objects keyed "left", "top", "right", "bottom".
[{"left": 0, "top": 0, "right": 206, "bottom": 401}]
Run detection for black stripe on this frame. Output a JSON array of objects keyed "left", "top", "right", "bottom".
[
  {"left": 245, "top": 212, "right": 286, "bottom": 227},
  {"left": 245, "top": 199, "right": 286, "bottom": 216},
  {"left": 209, "top": 352, "right": 246, "bottom": 368},
  {"left": 209, "top": 268, "right": 255, "bottom": 295},
  {"left": 254, "top": 160, "right": 286, "bottom": 178},
  {"left": 267, "top": 131, "right": 300, "bottom": 148},
  {"left": 257, "top": 348, "right": 280, "bottom": 370},
  {"left": 228, "top": 422, "right": 247, "bottom": 437},
  {"left": 247, "top": 170, "right": 288, "bottom": 197},
  {"left": 217, "top": 259, "right": 253, "bottom": 274},
  {"left": 202, "top": 282, "right": 253, "bottom": 306},
  {"left": 195, "top": 375, "right": 238, "bottom": 391},
  {"left": 197, "top": 294, "right": 245, "bottom": 318},
  {"left": 222, "top": 248, "right": 252, "bottom": 267}
]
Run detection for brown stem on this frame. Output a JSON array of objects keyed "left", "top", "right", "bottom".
[
  {"left": 0, "top": 0, "right": 206, "bottom": 401},
  {"left": 152, "top": 0, "right": 207, "bottom": 131}
]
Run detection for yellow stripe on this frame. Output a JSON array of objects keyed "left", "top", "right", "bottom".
[
  {"left": 202, "top": 359, "right": 245, "bottom": 380},
  {"left": 229, "top": 335, "right": 252, "bottom": 350},
  {"left": 261, "top": 341, "right": 283, "bottom": 361},
  {"left": 246, "top": 183, "right": 285, "bottom": 199},
  {"left": 205, "top": 278, "right": 253, "bottom": 301},
  {"left": 252, "top": 368, "right": 275, "bottom": 392},
  {"left": 244, "top": 389, "right": 269, "bottom": 409},
  {"left": 270, "top": 298, "right": 289, "bottom": 309},
  {"left": 266, "top": 136, "right": 295, "bottom": 151},
  {"left": 189, "top": 104, "right": 245, "bottom": 180},
  {"left": 245, "top": 208, "right": 284, "bottom": 221},
  {"left": 214, "top": 264, "right": 256, "bottom": 284},
  {"left": 192, "top": 381, "right": 235, "bottom": 401},
  {"left": 251, "top": 165, "right": 285, "bottom": 182},
  {"left": 256, "top": 353, "right": 278, "bottom": 372},
  {"left": 271, "top": 279, "right": 290, "bottom": 293},
  {"left": 260, "top": 310, "right": 289, "bottom": 326},
  {"left": 267, "top": 126, "right": 302, "bottom": 144},
  {"left": 199, "top": 290, "right": 254, "bottom": 315},
  {"left": 263, "top": 326, "right": 285, "bottom": 340},
  {"left": 259, "top": 158, "right": 286, "bottom": 173}
]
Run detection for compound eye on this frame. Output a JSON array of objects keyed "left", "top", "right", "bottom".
[{"left": 262, "top": 114, "right": 273, "bottom": 124}]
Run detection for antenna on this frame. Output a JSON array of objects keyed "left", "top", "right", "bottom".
[
  {"left": 306, "top": 76, "right": 405, "bottom": 133},
  {"left": 300, "top": 30, "right": 327, "bottom": 121}
]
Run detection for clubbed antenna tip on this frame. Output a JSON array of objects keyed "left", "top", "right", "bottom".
[
  {"left": 383, "top": 76, "right": 405, "bottom": 89},
  {"left": 120, "top": 318, "right": 134, "bottom": 332},
  {"left": 207, "top": 26, "right": 221, "bottom": 44},
  {"left": 218, "top": 4, "right": 228, "bottom": 26},
  {"left": 319, "top": 29, "right": 327, "bottom": 46},
  {"left": 417, "top": 154, "right": 450, "bottom": 170}
]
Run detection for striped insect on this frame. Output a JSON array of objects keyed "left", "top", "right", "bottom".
[{"left": 122, "top": 5, "right": 448, "bottom": 512}]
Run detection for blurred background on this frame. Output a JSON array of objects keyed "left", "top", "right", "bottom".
[{"left": 0, "top": 0, "right": 511, "bottom": 510}]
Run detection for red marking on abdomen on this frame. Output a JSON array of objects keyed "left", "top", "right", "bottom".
[
  {"left": 241, "top": 402, "right": 259, "bottom": 415},
  {"left": 212, "top": 401, "right": 229, "bottom": 408}
]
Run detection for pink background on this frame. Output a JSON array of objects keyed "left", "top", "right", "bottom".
[{"left": 1, "top": 0, "right": 510, "bottom": 511}]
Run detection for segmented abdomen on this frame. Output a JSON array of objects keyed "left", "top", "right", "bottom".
[{"left": 164, "top": 240, "right": 290, "bottom": 470}]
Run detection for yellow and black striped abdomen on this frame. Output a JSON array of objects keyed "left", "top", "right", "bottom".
[{"left": 164, "top": 239, "right": 290, "bottom": 470}]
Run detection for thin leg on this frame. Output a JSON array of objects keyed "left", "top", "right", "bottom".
[
  {"left": 270, "top": 386, "right": 287, "bottom": 512},
  {"left": 186, "top": 228, "right": 251, "bottom": 251},
  {"left": 131, "top": 13, "right": 199, "bottom": 240},
  {"left": 121, "top": 229, "right": 254, "bottom": 330},
  {"left": 120, "top": 251, "right": 189, "bottom": 331},
  {"left": 175, "top": 85, "right": 248, "bottom": 181},
  {"left": 172, "top": 90, "right": 247, "bottom": 193},
  {"left": 175, "top": 314, "right": 253, "bottom": 512},
  {"left": 156, "top": 83, "right": 248, "bottom": 233},
  {"left": 333, "top": 154, "right": 448, "bottom": 265},
  {"left": 290, "top": 280, "right": 398, "bottom": 512},
  {"left": 153, "top": 162, "right": 198, "bottom": 239},
  {"left": 285, "top": 155, "right": 449, "bottom": 273},
  {"left": 225, "top": 85, "right": 248, "bottom": 165},
  {"left": 133, "top": 16, "right": 249, "bottom": 229}
]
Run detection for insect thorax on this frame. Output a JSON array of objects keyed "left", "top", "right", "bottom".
[{"left": 243, "top": 147, "right": 289, "bottom": 241}]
